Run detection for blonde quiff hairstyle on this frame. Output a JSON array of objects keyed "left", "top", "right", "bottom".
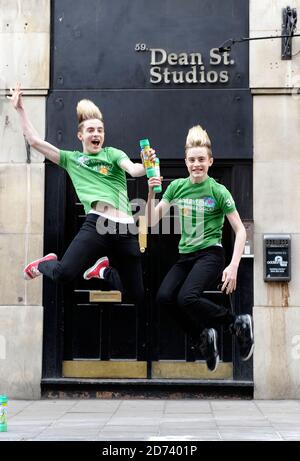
[
  {"left": 185, "top": 125, "right": 212, "bottom": 158},
  {"left": 76, "top": 99, "right": 103, "bottom": 131}
]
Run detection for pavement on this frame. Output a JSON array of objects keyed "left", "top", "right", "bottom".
[{"left": 1, "top": 398, "right": 300, "bottom": 441}]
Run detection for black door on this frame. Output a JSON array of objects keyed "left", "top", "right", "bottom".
[{"left": 42, "top": 0, "right": 253, "bottom": 383}]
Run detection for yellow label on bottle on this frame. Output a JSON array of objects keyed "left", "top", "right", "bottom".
[
  {"left": 144, "top": 159, "right": 153, "bottom": 168},
  {"left": 142, "top": 149, "right": 154, "bottom": 169}
]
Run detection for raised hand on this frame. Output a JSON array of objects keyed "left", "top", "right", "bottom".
[
  {"left": 140, "top": 148, "right": 156, "bottom": 164},
  {"left": 148, "top": 175, "right": 163, "bottom": 190},
  {"left": 7, "top": 82, "right": 24, "bottom": 110}
]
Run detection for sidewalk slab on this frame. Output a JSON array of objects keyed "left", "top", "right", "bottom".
[{"left": 0, "top": 399, "right": 300, "bottom": 441}]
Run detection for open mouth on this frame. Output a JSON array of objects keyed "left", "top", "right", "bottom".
[{"left": 91, "top": 140, "right": 100, "bottom": 147}]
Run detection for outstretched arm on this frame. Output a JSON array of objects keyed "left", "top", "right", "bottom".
[
  {"left": 221, "top": 210, "right": 247, "bottom": 294},
  {"left": 119, "top": 148, "right": 156, "bottom": 177},
  {"left": 7, "top": 83, "right": 60, "bottom": 165},
  {"left": 119, "top": 158, "right": 146, "bottom": 177}
]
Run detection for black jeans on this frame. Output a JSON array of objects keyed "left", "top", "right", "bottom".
[
  {"left": 156, "top": 246, "right": 234, "bottom": 340},
  {"left": 38, "top": 214, "right": 144, "bottom": 305}
]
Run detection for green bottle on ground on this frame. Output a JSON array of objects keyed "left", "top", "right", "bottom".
[
  {"left": 139, "top": 138, "right": 162, "bottom": 193},
  {"left": 0, "top": 395, "right": 8, "bottom": 432}
]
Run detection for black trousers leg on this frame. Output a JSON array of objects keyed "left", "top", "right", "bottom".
[
  {"left": 38, "top": 215, "right": 144, "bottom": 303},
  {"left": 109, "top": 233, "right": 144, "bottom": 305},
  {"left": 177, "top": 250, "right": 234, "bottom": 339},
  {"left": 38, "top": 215, "right": 110, "bottom": 283},
  {"left": 157, "top": 247, "right": 234, "bottom": 340}
]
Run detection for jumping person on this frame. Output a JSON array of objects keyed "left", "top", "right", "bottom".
[
  {"left": 8, "top": 83, "right": 154, "bottom": 304},
  {"left": 146, "top": 125, "right": 254, "bottom": 372}
]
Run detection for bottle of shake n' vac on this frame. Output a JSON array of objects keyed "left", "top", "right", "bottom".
[
  {"left": 0, "top": 395, "right": 8, "bottom": 432},
  {"left": 139, "top": 138, "right": 162, "bottom": 193}
]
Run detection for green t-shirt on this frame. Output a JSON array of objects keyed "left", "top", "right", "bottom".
[
  {"left": 59, "top": 147, "right": 132, "bottom": 215},
  {"left": 162, "top": 176, "right": 236, "bottom": 253}
]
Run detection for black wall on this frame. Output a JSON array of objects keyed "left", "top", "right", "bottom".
[{"left": 47, "top": 0, "right": 251, "bottom": 159}]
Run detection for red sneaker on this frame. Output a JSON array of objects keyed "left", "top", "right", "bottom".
[
  {"left": 23, "top": 253, "right": 57, "bottom": 280},
  {"left": 83, "top": 256, "right": 109, "bottom": 280}
]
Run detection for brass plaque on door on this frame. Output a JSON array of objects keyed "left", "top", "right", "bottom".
[
  {"left": 89, "top": 290, "right": 122, "bottom": 303},
  {"left": 152, "top": 361, "right": 233, "bottom": 380},
  {"left": 63, "top": 360, "right": 147, "bottom": 378}
]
